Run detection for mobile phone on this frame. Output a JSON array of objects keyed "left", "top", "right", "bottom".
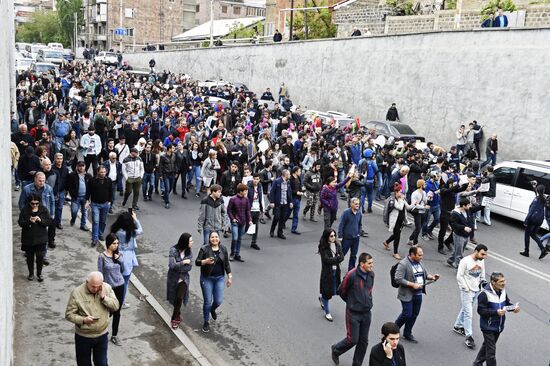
[
  {"left": 128, "top": 207, "right": 133, "bottom": 215},
  {"left": 92, "top": 316, "right": 100, "bottom": 320},
  {"left": 383, "top": 340, "right": 388, "bottom": 347}
]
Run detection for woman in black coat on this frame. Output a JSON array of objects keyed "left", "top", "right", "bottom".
[
  {"left": 167, "top": 233, "right": 193, "bottom": 330},
  {"left": 317, "top": 228, "right": 344, "bottom": 322},
  {"left": 173, "top": 141, "right": 190, "bottom": 198},
  {"left": 18, "top": 193, "right": 52, "bottom": 281}
]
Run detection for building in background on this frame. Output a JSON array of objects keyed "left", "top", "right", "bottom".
[
  {"left": 195, "top": 0, "right": 265, "bottom": 26},
  {"left": 80, "top": 0, "right": 196, "bottom": 51},
  {"left": 14, "top": 0, "right": 54, "bottom": 25},
  {"left": 264, "top": 0, "right": 338, "bottom": 37}
]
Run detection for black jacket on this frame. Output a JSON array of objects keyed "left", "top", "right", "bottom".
[
  {"left": 175, "top": 149, "right": 191, "bottom": 173},
  {"left": 160, "top": 153, "right": 177, "bottom": 176},
  {"left": 220, "top": 171, "right": 241, "bottom": 197},
  {"left": 440, "top": 182, "right": 468, "bottom": 213},
  {"left": 303, "top": 170, "right": 321, "bottom": 193},
  {"left": 195, "top": 244, "right": 232, "bottom": 278},
  {"left": 140, "top": 151, "right": 158, "bottom": 174},
  {"left": 482, "top": 173, "right": 496, "bottom": 198},
  {"left": 18, "top": 205, "right": 52, "bottom": 249},
  {"left": 65, "top": 172, "right": 92, "bottom": 199},
  {"left": 338, "top": 267, "right": 374, "bottom": 313},
  {"left": 369, "top": 343, "right": 406, "bottom": 366},
  {"left": 319, "top": 242, "right": 344, "bottom": 300},
  {"left": 450, "top": 205, "right": 484, "bottom": 237},
  {"left": 259, "top": 168, "right": 273, "bottom": 193}
]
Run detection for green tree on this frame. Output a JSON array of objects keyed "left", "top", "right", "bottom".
[
  {"left": 224, "top": 21, "right": 264, "bottom": 39},
  {"left": 16, "top": 11, "right": 64, "bottom": 44},
  {"left": 386, "top": 0, "right": 416, "bottom": 15},
  {"left": 481, "top": 0, "right": 517, "bottom": 18},
  {"left": 289, "top": 0, "right": 336, "bottom": 39},
  {"left": 56, "top": 0, "right": 83, "bottom": 47}
]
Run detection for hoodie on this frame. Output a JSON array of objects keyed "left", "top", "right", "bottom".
[{"left": 197, "top": 195, "right": 227, "bottom": 232}]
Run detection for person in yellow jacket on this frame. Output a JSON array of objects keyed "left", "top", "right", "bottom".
[{"left": 65, "top": 271, "right": 119, "bottom": 366}]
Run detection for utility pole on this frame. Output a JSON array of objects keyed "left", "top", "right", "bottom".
[
  {"left": 209, "top": 0, "right": 214, "bottom": 47},
  {"left": 289, "top": 0, "right": 294, "bottom": 40},
  {"left": 73, "top": 12, "right": 78, "bottom": 53},
  {"left": 304, "top": 0, "right": 308, "bottom": 39},
  {"left": 119, "top": 0, "right": 123, "bottom": 51}
]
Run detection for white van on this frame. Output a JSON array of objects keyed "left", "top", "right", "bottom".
[
  {"left": 491, "top": 160, "right": 550, "bottom": 230},
  {"left": 47, "top": 43, "right": 64, "bottom": 50}
]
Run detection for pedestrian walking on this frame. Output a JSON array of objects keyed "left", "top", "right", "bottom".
[
  {"left": 102, "top": 152, "right": 122, "bottom": 213},
  {"left": 394, "top": 246, "right": 440, "bottom": 343},
  {"left": 198, "top": 184, "right": 228, "bottom": 245},
  {"left": 473, "top": 272, "right": 520, "bottom": 366},
  {"left": 97, "top": 234, "right": 125, "bottom": 346},
  {"left": 159, "top": 143, "right": 177, "bottom": 209},
  {"left": 438, "top": 174, "right": 467, "bottom": 254},
  {"left": 289, "top": 166, "right": 304, "bottom": 234},
  {"left": 67, "top": 161, "right": 92, "bottom": 231},
  {"left": 453, "top": 244, "right": 488, "bottom": 350},
  {"left": 330, "top": 252, "right": 375, "bottom": 366},
  {"left": 447, "top": 198, "right": 484, "bottom": 268},
  {"left": 318, "top": 228, "right": 344, "bottom": 322},
  {"left": 80, "top": 126, "right": 102, "bottom": 176},
  {"left": 52, "top": 153, "right": 68, "bottom": 230},
  {"left": 122, "top": 148, "right": 144, "bottom": 211},
  {"left": 227, "top": 183, "right": 252, "bottom": 262},
  {"left": 167, "top": 233, "right": 193, "bottom": 330},
  {"left": 88, "top": 166, "right": 113, "bottom": 247},
  {"left": 195, "top": 231, "right": 233, "bottom": 333},
  {"left": 247, "top": 175, "right": 264, "bottom": 250},
  {"left": 302, "top": 161, "right": 322, "bottom": 221},
  {"left": 18, "top": 193, "right": 52, "bottom": 281},
  {"left": 320, "top": 173, "right": 352, "bottom": 229},
  {"left": 111, "top": 211, "right": 143, "bottom": 307},
  {"left": 383, "top": 184, "right": 411, "bottom": 260},
  {"left": 520, "top": 184, "right": 548, "bottom": 259},
  {"left": 368, "top": 322, "right": 407, "bottom": 366},
  {"left": 268, "top": 169, "right": 293, "bottom": 239},
  {"left": 65, "top": 271, "right": 119, "bottom": 366},
  {"left": 338, "top": 197, "right": 363, "bottom": 271}
]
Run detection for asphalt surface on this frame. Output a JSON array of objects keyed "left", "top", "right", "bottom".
[{"left": 107, "top": 190, "right": 550, "bottom": 366}]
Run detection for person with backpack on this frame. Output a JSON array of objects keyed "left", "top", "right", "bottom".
[
  {"left": 330, "top": 253, "right": 375, "bottom": 366},
  {"left": 393, "top": 246, "right": 440, "bottom": 343},
  {"left": 520, "top": 184, "right": 548, "bottom": 259},
  {"left": 383, "top": 183, "right": 412, "bottom": 260},
  {"left": 358, "top": 149, "right": 378, "bottom": 214}
]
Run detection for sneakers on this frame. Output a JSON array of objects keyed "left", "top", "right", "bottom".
[
  {"left": 427, "top": 233, "right": 436, "bottom": 240},
  {"left": 202, "top": 322, "right": 210, "bottom": 333},
  {"left": 421, "top": 234, "right": 429, "bottom": 241},
  {"left": 37, "top": 275, "right": 44, "bottom": 282},
  {"left": 331, "top": 345, "right": 339, "bottom": 365},
  {"left": 229, "top": 255, "right": 235, "bottom": 261},
  {"left": 465, "top": 336, "right": 476, "bottom": 349},
  {"left": 453, "top": 326, "right": 466, "bottom": 336},
  {"left": 165, "top": 203, "right": 170, "bottom": 209},
  {"left": 171, "top": 320, "right": 179, "bottom": 329},
  {"left": 325, "top": 313, "right": 333, "bottom": 322},
  {"left": 519, "top": 251, "right": 529, "bottom": 258},
  {"left": 15, "top": 185, "right": 20, "bottom": 191},
  {"left": 111, "top": 336, "right": 122, "bottom": 346},
  {"left": 407, "top": 240, "right": 414, "bottom": 246},
  {"left": 80, "top": 225, "right": 90, "bottom": 232}
]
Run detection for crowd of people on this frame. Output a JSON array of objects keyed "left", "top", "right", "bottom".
[{"left": 12, "top": 57, "right": 548, "bottom": 366}]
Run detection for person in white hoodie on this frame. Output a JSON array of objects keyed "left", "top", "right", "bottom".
[{"left": 453, "top": 244, "right": 488, "bottom": 350}]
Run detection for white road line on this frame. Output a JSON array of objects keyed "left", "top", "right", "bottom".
[{"left": 370, "top": 201, "right": 550, "bottom": 283}]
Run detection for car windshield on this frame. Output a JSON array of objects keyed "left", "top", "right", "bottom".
[
  {"left": 105, "top": 53, "right": 116, "bottom": 57},
  {"left": 391, "top": 124, "right": 416, "bottom": 135},
  {"left": 44, "top": 51, "right": 64, "bottom": 58},
  {"left": 18, "top": 60, "right": 32, "bottom": 67},
  {"left": 36, "top": 64, "right": 55, "bottom": 73},
  {"left": 31, "top": 46, "right": 45, "bottom": 53}
]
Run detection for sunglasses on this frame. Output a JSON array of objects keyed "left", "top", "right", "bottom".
[
  {"left": 30, "top": 202, "right": 40, "bottom": 206},
  {"left": 329, "top": 234, "right": 336, "bottom": 237}
]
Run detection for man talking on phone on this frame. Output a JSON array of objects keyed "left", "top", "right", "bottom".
[
  {"left": 66, "top": 271, "right": 119, "bottom": 366},
  {"left": 369, "top": 322, "right": 407, "bottom": 366}
]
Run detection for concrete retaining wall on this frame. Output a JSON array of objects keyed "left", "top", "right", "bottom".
[{"left": 124, "top": 29, "right": 550, "bottom": 160}]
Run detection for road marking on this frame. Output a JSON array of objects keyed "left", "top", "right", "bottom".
[{"left": 370, "top": 201, "right": 550, "bottom": 283}]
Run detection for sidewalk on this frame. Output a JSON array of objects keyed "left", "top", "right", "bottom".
[{"left": 11, "top": 192, "right": 199, "bottom": 366}]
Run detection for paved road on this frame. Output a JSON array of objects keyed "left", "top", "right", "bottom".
[{"left": 108, "top": 192, "right": 550, "bottom": 366}]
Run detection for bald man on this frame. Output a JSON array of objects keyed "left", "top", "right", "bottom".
[{"left": 66, "top": 271, "right": 119, "bottom": 366}]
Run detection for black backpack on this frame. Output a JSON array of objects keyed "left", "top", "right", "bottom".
[{"left": 390, "top": 262, "right": 400, "bottom": 288}]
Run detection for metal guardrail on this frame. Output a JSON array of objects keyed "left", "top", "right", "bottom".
[{"left": 124, "top": 35, "right": 277, "bottom": 52}]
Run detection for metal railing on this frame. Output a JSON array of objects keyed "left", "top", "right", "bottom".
[{"left": 124, "top": 35, "right": 278, "bottom": 52}]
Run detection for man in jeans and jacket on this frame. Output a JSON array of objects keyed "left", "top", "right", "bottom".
[
  {"left": 122, "top": 148, "right": 144, "bottom": 211},
  {"left": 247, "top": 174, "right": 264, "bottom": 250},
  {"left": 87, "top": 166, "right": 113, "bottom": 247},
  {"left": 448, "top": 198, "right": 484, "bottom": 269},
  {"left": 453, "top": 244, "right": 488, "bottom": 350},
  {"left": 394, "top": 246, "right": 440, "bottom": 343},
  {"left": 159, "top": 143, "right": 177, "bottom": 209},
  {"left": 227, "top": 183, "right": 252, "bottom": 262},
  {"left": 197, "top": 184, "right": 228, "bottom": 245},
  {"left": 338, "top": 198, "right": 363, "bottom": 271},
  {"left": 330, "top": 253, "right": 374, "bottom": 366},
  {"left": 65, "top": 271, "right": 119, "bottom": 366}
]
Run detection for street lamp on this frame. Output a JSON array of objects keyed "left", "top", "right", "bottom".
[{"left": 209, "top": 0, "right": 214, "bottom": 47}]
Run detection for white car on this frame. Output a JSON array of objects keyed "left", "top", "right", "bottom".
[
  {"left": 491, "top": 160, "right": 550, "bottom": 230},
  {"left": 36, "top": 48, "right": 65, "bottom": 65},
  {"left": 47, "top": 42, "right": 64, "bottom": 50},
  {"left": 26, "top": 44, "right": 48, "bottom": 60},
  {"left": 95, "top": 51, "right": 118, "bottom": 65},
  {"left": 15, "top": 58, "right": 33, "bottom": 72},
  {"left": 30, "top": 62, "right": 59, "bottom": 78}
]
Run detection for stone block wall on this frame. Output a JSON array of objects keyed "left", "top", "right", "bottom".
[
  {"left": 386, "top": 14, "right": 435, "bottom": 34},
  {"left": 436, "top": 10, "right": 457, "bottom": 31},
  {"left": 457, "top": 10, "right": 483, "bottom": 29},
  {"left": 524, "top": 4, "right": 550, "bottom": 27},
  {"left": 333, "top": 5, "right": 396, "bottom": 36}
]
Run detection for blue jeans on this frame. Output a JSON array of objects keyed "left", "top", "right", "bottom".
[
  {"left": 121, "top": 274, "right": 131, "bottom": 305},
  {"left": 321, "top": 271, "right": 337, "bottom": 315},
  {"left": 341, "top": 237, "right": 360, "bottom": 271},
  {"left": 376, "top": 172, "right": 388, "bottom": 199},
  {"left": 75, "top": 333, "right": 108, "bottom": 366},
  {"left": 142, "top": 172, "right": 155, "bottom": 197},
  {"left": 395, "top": 294, "right": 423, "bottom": 337},
  {"left": 361, "top": 180, "right": 374, "bottom": 211},
  {"left": 481, "top": 152, "right": 497, "bottom": 168},
  {"left": 541, "top": 232, "right": 550, "bottom": 250},
  {"left": 200, "top": 275, "right": 225, "bottom": 322},
  {"left": 162, "top": 175, "right": 175, "bottom": 203},
  {"left": 422, "top": 205, "right": 441, "bottom": 235},
  {"left": 291, "top": 198, "right": 301, "bottom": 232},
  {"left": 70, "top": 196, "right": 88, "bottom": 228},
  {"left": 55, "top": 190, "right": 65, "bottom": 225},
  {"left": 338, "top": 169, "right": 345, "bottom": 195},
  {"left": 91, "top": 202, "right": 110, "bottom": 241},
  {"left": 230, "top": 223, "right": 246, "bottom": 256},
  {"left": 454, "top": 290, "right": 479, "bottom": 337},
  {"left": 187, "top": 166, "right": 201, "bottom": 193}
]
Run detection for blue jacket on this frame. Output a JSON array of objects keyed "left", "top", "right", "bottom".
[
  {"left": 478, "top": 282, "right": 511, "bottom": 333},
  {"left": 268, "top": 177, "right": 292, "bottom": 206},
  {"left": 359, "top": 158, "right": 378, "bottom": 180},
  {"left": 349, "top": 144, "right": 362, "bottom": 166},
  {"left": 19, "top": 183, "right": 55, "bottom": 217},
  {"left": 425, "top": 179, "right": 440, "bottom": 208},
  {"left": 525, "top": 197, "right": 545, "bottom": 226},
  {"left": 338, "top": 208, "right": 362, "bottom": 239},
  {"left": 493, "top": 15, "right": 508, "bottom": 27}
]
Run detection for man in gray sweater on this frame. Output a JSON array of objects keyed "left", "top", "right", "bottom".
[{"left": 197, "top": 184, "right": 228, "bottom": 245}]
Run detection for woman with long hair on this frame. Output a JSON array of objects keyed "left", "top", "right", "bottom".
[
  {"left": 110, "top": 211, "right": 143, "bottom": 306},
  {"left": 98, "top": 233, "right": 125, "bottom": 346},
  {"left": 407, "top": 179, "right": 428, "bottom": 246},
  {"left": 317, "top": 228, "right": 344, "bottom": 322},
  {"left": 320, "top": 173, "right": 352, "bottom": 229},
  {"left": 187, "top": 142, "right": 202, "bottom": 197},
  {"left": 167, "top": 233, "right": 194, "bottom": 329},
  {"left": 383, "top": 183, "right": 411, "bottom": 260},
  {"left": 521, "top": 184, "right": 548, "bottom": 259},
  {"left": 195, "top": 231, "right": 232, "bottom": 333},
  {"left": 18, "top": 193, "right": 52, "bottom": 281}
]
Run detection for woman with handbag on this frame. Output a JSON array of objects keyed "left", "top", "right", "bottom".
[
  {"left": 167, "top": 233, "right": 194, "bottom": 330},
  {"left": 383, "top": 183, "right": 412, "bottom": 260},
  {"left": 195, "top": 231, "right": 232, "bottom": 333},
  {"left": 407, "top": 179, "right": 428, "bottom": 246},
  {"left": 317, "top": 228, "right": 344, "bottom": 322},
  {"left": 97, "top": 233, "right": 125, "bottom": 346}
]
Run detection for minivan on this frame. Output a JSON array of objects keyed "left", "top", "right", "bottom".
[{"left": 491, "top": 160, "right": 550, "bottom": 230}]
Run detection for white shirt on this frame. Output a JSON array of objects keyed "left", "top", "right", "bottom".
[
  {"left": 108, "top": 161, "right": 117, "bottom": 181},
  {"left": 456, "top": 255, "right": 486, "bottom": 292}
]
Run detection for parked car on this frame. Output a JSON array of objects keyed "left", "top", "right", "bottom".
[
  {"left": 364, "top": 120, "right": 425, "bottom": 142},
  {"left": 326, "top": 110, "right": 356, "bottom": 129},
  {"left": 62, "top": 49, "right": 74, "bottom": 61},
  {"left": 16, "top": 42, "right": 32, "bottom": 58},
  {"left": 47, "top": 42, "right": 64, "bottom": 50},
  {"left": 206, "top": 96, "right": 231, "bottom": 109},
  {"left": 36, "top": 49, "right": 65, "bottom": 65},
  {"left": 30, "top": 62, "right": 59, "bottom": 77},
  {"left": 95, "top": 51, "right": 118, "bottom": 65},
  {"left": 15, "top": 58, "right": 33, "bottom": 72},
  {"left": 491, "top": 160, "right": 550, "bottom": 230},
  {"left": 25, "top": 44, "right": 48, "bottom": 60}
]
